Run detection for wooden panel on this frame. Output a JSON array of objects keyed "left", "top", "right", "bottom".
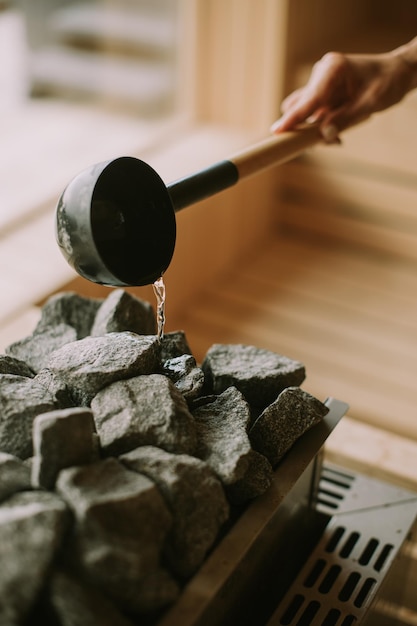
[
  {"left": 279, "top": 140, "right": 417, "bottom": 261},
  {"left": 178, "top": 0, "right": 286, "bottom": 132}
]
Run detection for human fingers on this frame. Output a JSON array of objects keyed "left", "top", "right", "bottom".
[
  {"left": 270, "top": 92, "right": 324, "bottom": 133},
  {"left": 320, "top": 91, "right": 374, "bottom": 136},
  {"left": 272, "top": 57, "right": 348, "bottom": 132},
  {"left": 280, "top": 88, "right": 304, "bottom": 114}
]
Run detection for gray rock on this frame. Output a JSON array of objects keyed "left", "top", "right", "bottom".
[
  {"left": 35, "top": 291, "right": 103, "bottom": 339},
  {"left": 192, "top": 386, "right": 255, "bottom": 490},
  {"left": 132, "top": 568, "right": 180, "bottom": 614},
  {"left": 34, "top": 368, "right": 74, "bottom": 408},
  {"left": 91, "top": 288, "right": 156, "bottom": 336},
  {"left": 202, "top": 343, "right": 305, "bottom": 409},
  {"left": 46, "top": 568, "right": 136, "bottom": 626},
  {"left": 163, "top": 354, "right": 205, "bottom": 401},
  {"left": 0, "top": 490, "right": 69, "bottom": 625},
  {"left": 45, "top": 332, "right": 160, "bottom": 405},
  {"left": 226, "top": 449, "right": 273, "bottom": 505},
  {"left": 6, "top": 323, "right": 78, "bottom": 373},
  {"left": 160, "top": 330, "right": 193, "bottom": 362},
  {"left": 0, "top": 354, "right": 34, "bottom": 378},
  {"left": 0, "top": 375, "right": 58, "bottom": 458},
  {"left": 56, "top": 458, "right": 178, "bottom": 614},
  {"left": 92, "top": 374, "right": 197, "bottom": 457},
  {"left": 121, "top": 446, "right": 229, "bottom": 578},
  {"left": 0, "top": 452, "right": 31, "bottom": 502},
  {"left": 32, "top": 407, "right": 97, "bottom": 489},
  {"left": 249, "top": 387, "right": 329, "bottom": 466}
]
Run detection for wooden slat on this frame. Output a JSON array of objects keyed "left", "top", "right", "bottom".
[
  {"left": 325, "top": 417, "right": 417, "bottom": 493},
  {"left": 281, "top": 202, "right": 417, "bottom": 262},
  {"left": 279, "top": 156, "right": 417, "bottom": 261},
  {"left": 282, "top": 157, "right": 417, "bottom": 227}
]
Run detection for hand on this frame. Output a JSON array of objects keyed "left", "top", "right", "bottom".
[{"left": 271, "top": 39, "right": 417, "bottom": 143}]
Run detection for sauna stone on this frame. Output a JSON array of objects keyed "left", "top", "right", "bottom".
[
  {"left": 44, "top": 568, "right": 136, "bottom": 626},
  {"left": 249, "top": 386, "right": 329, "bottom": 466},
  {"left": 162, "top": 354, "right": 205, "bottom": 402},
  {"left": 92, "top": 374, "right": 197, "bottom": 456},
  {"left": 91, "top": 288, "right": 156, "bottom": 336},
  {"left": 0, "top": 452, "right": 31, "bottom": 502},
  {"left": 120, "top": 445, "right": 229, "bottom": 578},
  {"left": 160, "top": 330, "right": 193, "bottom": 362},
  {"left": 0, "top": 354, "right": 34, "bottom": 378},
  {"left": 202, "top": 343, "right": 306, "bottom": 410},
  {"left": 0, "top": 374, "right": 57, "bottom": 458},
  {"left": 6, "top": 323, "right": 77, "bottom": 373},
  {"left": 56, "top": 458, "right": 179, "bottom": 614},
  {"left": 193, "top": 386, "right": 272, "bottom": 503},
  {"left": 226, "top": 449, "right": 273, "bottom": 505},
  {"left": 34, "top": 368, "right": 74, "bottom": 408},
  {"left": 45, "top": 332, "right": 160, "bottom": 406},
  {"left": 0, "top": 490, "right": 69, "bottom": 626},
  {"left": 31, "top": 407, "right": 97, "bottom": 489},
  {"left": 35, "top": 291, "right": 103, "bottom": 339}
]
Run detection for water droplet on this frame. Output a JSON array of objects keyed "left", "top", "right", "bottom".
[{"left": 152, "top": 276, "right": 166, "bottom": 340}]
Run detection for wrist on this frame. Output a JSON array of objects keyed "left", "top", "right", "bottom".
[{"left": 392, "top": 37, "right": 417, "bottom": 92}]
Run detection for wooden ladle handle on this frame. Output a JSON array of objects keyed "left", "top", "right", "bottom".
[
  {"left": 168, "top": 124, "right": 322, "bottom": 211},
  {"left": 230, "top": 124, "right": 322, "bottom": 179}
]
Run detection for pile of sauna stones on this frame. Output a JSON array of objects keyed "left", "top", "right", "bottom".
[{"left": 0, "top": 289, "right": 329, "bottom": 626}]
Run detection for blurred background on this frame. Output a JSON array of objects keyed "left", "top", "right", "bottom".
[
  {"left": 9, "top": 0, "right": 179, "bottom": 116},
  {"left": 1, "top": 0, "right": 417, "bottom": 468}
]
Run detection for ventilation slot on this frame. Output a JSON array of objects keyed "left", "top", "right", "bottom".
[
  {"left": 322, "top": 608, "right": 341, "bottom": 625},
  {"left": 354, "top": 578, "right": 376, "bottom": 608},
  {"left": 325, "top": 526, "right": 345, "bottom": 553},
  {"left": 338, "top": 572, "right": 361, "bottom": 602},
  {"left": 316, "top": 468, "right": 355, "bottom": 513},
  {"left": 374, "top": 544, "right": 393, "bottom": 572},
  {"left": 339, "top": 532, "right": 360, "bottom": 558},
  {"left": 358, "top": 539, "right": 379, "bottom": 566},
  {"left": 321, "top": 467, "right": 355, "bottom": 488},
  {"left": 296, "top": 601, "right": 320, "bottom": 625},
  {"left": 280, "top": 594, "right": 304, "bottom": 625},
  {"left": 318, "top": 565, "right": 341, "bottom": 594},
  {"left": 304, "top": 559, "right": 326, "bottom": 588}
]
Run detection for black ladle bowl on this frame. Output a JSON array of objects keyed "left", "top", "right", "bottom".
[
  {"left": 56, "top": 157, "right": 176, "bottom": 286},
  {"left": 56, "top": 125, "right": 322, "bottom": 287}
]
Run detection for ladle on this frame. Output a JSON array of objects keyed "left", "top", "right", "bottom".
[{"left": 55, "top": 124, "right": 322, "bottom": 287}]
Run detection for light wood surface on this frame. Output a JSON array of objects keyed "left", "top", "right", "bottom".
[{"left": 230, "top": 125, "right": 322, "bottom": 179}]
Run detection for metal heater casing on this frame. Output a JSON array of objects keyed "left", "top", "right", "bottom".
[{"left": 270, "top": 464, "right": 417, "bottom": 626}]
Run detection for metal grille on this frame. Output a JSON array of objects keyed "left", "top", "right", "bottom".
[{"left": 267, "top": 464, "right": 417, "bottom": 626}]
